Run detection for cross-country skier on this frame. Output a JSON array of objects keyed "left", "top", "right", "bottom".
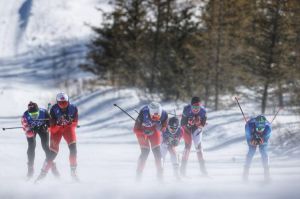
[
  {"left": 21, "top": 101, "right": 53, "bottom": 179},
  {"left": 243, "top": 115, "right": 272, "bottom": 182},
  {"left": 134, "top": 102, "right": 168, "bottom": 181},
  {"left": 180, "top": 96, "right": 207, "bottom": 176},
  {"left": 35, "top": 92, "right": 79, "bottom": 182},
  {"left": 160, "top": 116, "right": 183, "bottom": 179}
]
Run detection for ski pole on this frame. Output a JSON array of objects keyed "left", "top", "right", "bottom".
[
  {"left": 234, "top": 96, "right": 247, "bottom": 123},
  {"left": 2, "top": 127, "right": 23, "bottom": 131},
  {"left": 134, "top": 109, "right": 178, "bottom": 116},
  {"left": 113, "top": 104, "right": 136, "bottom": 121},
  {"left": 47, "top": 103, "right": 51, "bottom": 112},
  {"left": 270, "top": 107, "right": 283, "bottom": 124}
]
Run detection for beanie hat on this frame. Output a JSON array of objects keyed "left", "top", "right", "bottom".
[
  {"left": 28, "top": 101, "right": 39, "bottom": 113},
  {"left": 191, "top": 96, "right": 200, "bottom": 105}
]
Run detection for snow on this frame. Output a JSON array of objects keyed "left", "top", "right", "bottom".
[
  {"left": 0, "top": 0, "right": 111, "bottom": 58},
  {"left": 0, "top": 84, "right": 300, "bottom": 199},
  {"left": 0, "top": 0, "right": 300, "bottom": 199}
]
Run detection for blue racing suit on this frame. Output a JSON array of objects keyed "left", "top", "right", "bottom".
[{"left": 245, "top": 117, "right": 272, "bottom": 169}]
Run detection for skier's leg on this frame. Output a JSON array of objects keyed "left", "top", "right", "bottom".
[
  {"left": 35, "top": 131, "right": 62, "bottom": 182},
  {"left": 259, "top": 144, "right": 270, "bottom": 182},
  {"left": 26, "top": 136, "right": 36, "bottom": 178},
  {"left": 160, "top": 143, "right": 168, "bottom": 165},
  {"left": 152, "top": 146, "right": 163, "bottom": 180},
  {"left": 38, "top": 130, "right": 60, "bottom": 178},
  {"left": 137, "top": 147, "right": 150, "bottom": 180},
  {"left": 180, "top": 127, "right": 192, "bottom": 176},
  {"left": 243, "top": 145, "right": 257, "bottom": 181},
  {"left": 150, "top": 131, "right": 163, "bottom": 180},
  {"left": 193, "top": 129, "right": 207, "bottom": 175},
  {"left": 63, "top": 128, "right": 78, "bottom": 181},
  {"left": 37, "top": 130, "right": 51, "bottom": 160},
  {"left": 135, "top": 130, "right": 150, "bottom": 180},
  {"left": 168, "top": 146, "right": 180, "bottom": 179}
]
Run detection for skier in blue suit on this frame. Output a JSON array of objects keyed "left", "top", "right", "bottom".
[{"left": 243, "top": 115, "right": 272, "bottom": 182}]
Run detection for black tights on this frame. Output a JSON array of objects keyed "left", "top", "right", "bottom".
[{"left": 26, "top": 130, "right": 50, "bottom": 167}]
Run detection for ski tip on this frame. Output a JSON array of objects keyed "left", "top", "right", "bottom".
[
  {"left": 2, "top": 128, "right": 5, "bottom": 131},
  {"left": 113, "top": 103, "right": 117, "bottom": 106}
]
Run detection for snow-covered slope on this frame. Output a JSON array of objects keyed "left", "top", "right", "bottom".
[
  {"left": 0, "top": 85, "right": 300, "bottom": 199},
  {"left": 0, "top": 0, "right": 111, "bottom": 58}
]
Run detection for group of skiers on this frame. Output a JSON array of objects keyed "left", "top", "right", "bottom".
[
  {"left": 21, "top": 92, "right": 79, "bottom": 182},
  {"left": 133, "top": 96, "right": 272, "bottom": 182},
  {"left": 21, "top": 93, "right": 272, "bottom": 183}
]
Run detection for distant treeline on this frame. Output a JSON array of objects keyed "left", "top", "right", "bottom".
[{"left": 82, "top": 0, "right": 300, "bottom": 113}]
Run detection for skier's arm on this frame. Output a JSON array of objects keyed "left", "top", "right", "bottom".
[
  {"left": 21, "top": 115, "right": 34, "bottom": 137},
  {"left": 45, "top": 111, "right": 50, "bottom": 127},
  {"left": 199, "top": 108, "right": 207, "bottom": 127},
  {"left": 160, "top": 111, "right": 168, "bottom": 131},
  {"left": 180, "top": 107, "right": 188, "bottom": 127},
  {"left": 49, "top": 107, "right": 57, "bottom": 127},
  {"left": 263, "top": 126, "right": 272, "bottom": 143},
  {"left": 21, "top": 115, "right": 31, "bottom": 132}
]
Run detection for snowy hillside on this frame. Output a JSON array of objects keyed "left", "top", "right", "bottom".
[{"left": 0, "top": 0, "right": 111, "bottom": 58}]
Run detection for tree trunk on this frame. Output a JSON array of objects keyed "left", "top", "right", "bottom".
[
  {"left": 214, "top": 0, "right": 223, "bottom": 111},
  {"left": 261, "top": 80, "right": 269, "bottom": 114},
  {"left": 277, "top": 81, "right": 284, "bottom": 107}
]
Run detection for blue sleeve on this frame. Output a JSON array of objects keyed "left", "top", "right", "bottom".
[
  {"left": 142, "top": 108, "right": 151, "bottom": 124},
  {"left": 180, "top": 106, "right": 189, "bottom": 126},
  {"left": 263, "top": 125, "right": 272, "bottom": 143},
  {"left": 245, "top": 122, "right": 252, "bottom": 142},
  {"left": 199, "top": 107, "right": 207, "bottom": 126}
]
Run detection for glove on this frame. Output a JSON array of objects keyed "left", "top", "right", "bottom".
[
  {"left": 29, "top": 121, "right": 44, "bottom": 131},
  {"left": 57, "top": 115, "right": 73, "bottom": 126},
  {"left": 167, "top": 137, "right": 179, "bottom": 146},
  {"left": 250, "top": 137, "right": 264, "bottom": 146},
  {"left": 153, "top": 120, "right": 162, "bottom": 131},
  {"left": 171, "top": 138, "right": 179, "bottom": 146},
  {"left": 26, "top": 131, "right": 35, "bottom": 138},
  {"left": 194, "top": 117, "right": 202, "bottom": 127},
  {"left": 142, "top": 121, "right": 154, "bottom": 135},
  {"left": 142, "top": 121, "right": 152, "bottom": 128},
  {"left": 143, "top": 126, "right": 154, "bottom": 135},
  {"left": 187, "top": 117, "right": 194, "bottom": 127}
]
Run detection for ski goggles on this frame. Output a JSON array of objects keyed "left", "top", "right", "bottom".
[
  {"left": 151, "top": 113, "right": 161, "bottom": 121},
  {"left": 191, "top": 105, "right": 200, "bottom": 112},
  {"left": 168, "top": 126, "right": 178, "bottom": 134},
  {"left": 256, "top": 127, "right": 265, "bottom": 132},
  {"left": 58, "top": 101, "right": 69, "bottom": 109},
  {"left": 29, "top": 111, "right": 39, "bottom": 119}
]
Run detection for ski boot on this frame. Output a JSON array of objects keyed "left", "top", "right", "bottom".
[
  {"left": 51, "top": 162, "right": 60, "bottom": 178},
  {"left": 199, "top": 159, "right": 208, "bottom": 176},
  {"left": 71, "top": 167, "right": 79, "bottom": 182},
  {"left": 243, "top": 166, "right": 249, "bottom": 182},
  {"left": 157, "top": 168, "right": 164, "bottom": 182},
  {"left": 173, "top": 164, "right": 181, "bottom": 180},
  {"left": 264, "top": 166, "right": 270, "bottom": 183},
  {"left": 34, "top": 160, "right": 52, "bottom": 183},
  {"left": 35, "top": 170, "right": 48, "bottom": 183},
  {"left": 180, "top": 160, "right": 187, "bottom": 177},
  {"left": 26, "top": 164, "right": 34, "bottom": 180}
]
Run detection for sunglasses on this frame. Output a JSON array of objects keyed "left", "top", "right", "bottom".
[
  {"left": 256, "top": 127, "right": 265, "bottom": 132},
  {"left": 29, "top": 111, "right": 39, "bottom": 118},
  {"left": 151, "top": 114, "right": 161, "bottom": 121},
  {"left": 58, "top": 101, "right": 69, "bottom": 108}
]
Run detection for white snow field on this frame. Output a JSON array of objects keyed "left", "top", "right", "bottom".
[
  {"left": 0, "top": 82, "right": 300, "bottom": 199},
  {"left": 1, "top": 0, "right": 300, "bottom": 199}
]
